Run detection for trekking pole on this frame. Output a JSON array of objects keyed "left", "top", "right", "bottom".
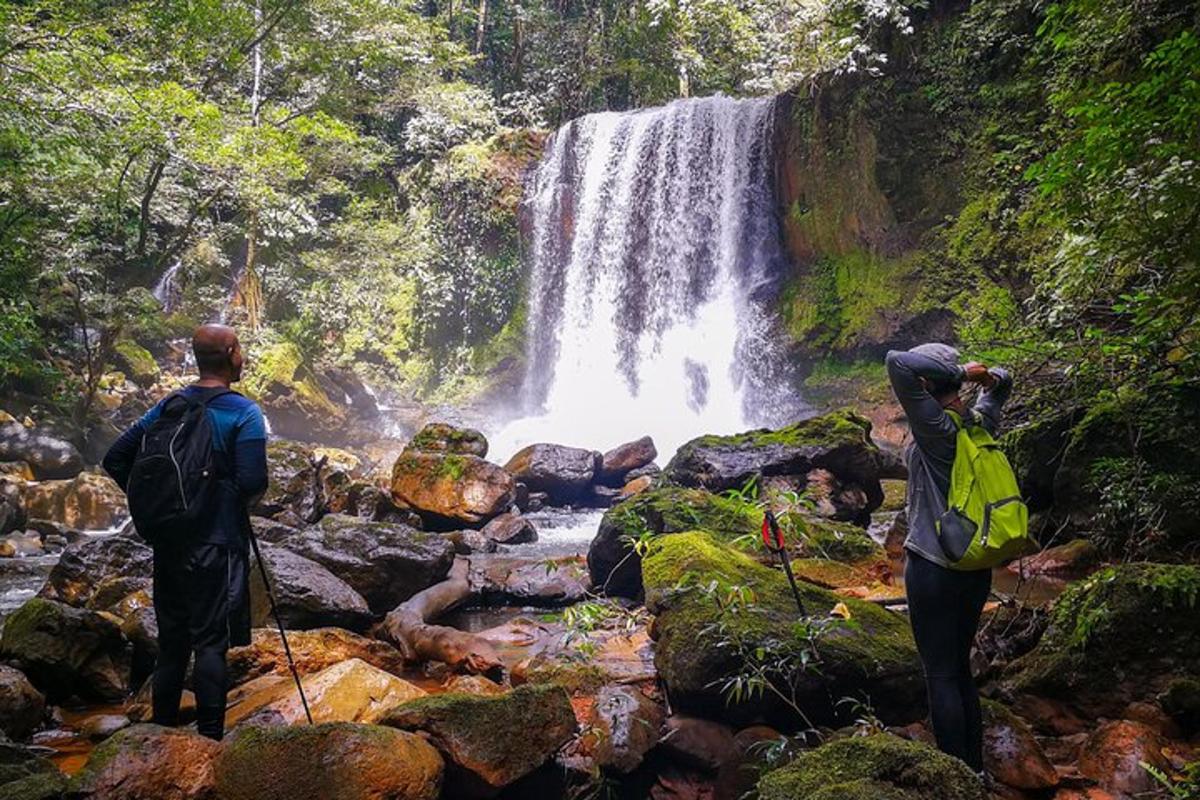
[
  {"left": 248, "top": 530, "right": 314, "bottom": 725},
  {"left": 761, "top": 510, "right": 806, "bottom": 616}
]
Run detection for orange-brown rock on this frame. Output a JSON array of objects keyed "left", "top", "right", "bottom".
[
  {"left": 982, "top": 701, "right": 1060, "bottom": 790},
  {"left": 25, "top": 471, "right": 127, "bottom": 530},
  {"left": 228, "top": 627, "right": 409, "bottom": 686},
  {"left": 68, "top": 724, "right": 221, "bottom": 800},
  {"left": 391, "top": 451, "right": 514, "bottom": 525},
  {"left": 1078, "top": 720, "right": 1170, "bottom": 796},
  {"left": 215, "top": 722, "right": 443, "bottom": 800}
]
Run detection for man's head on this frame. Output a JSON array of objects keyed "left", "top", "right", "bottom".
[
  {"left": 910, "top": 342, "right": 963, "bottom": 405},
  {"left": 192, "top": 324, "right": 244, "bottom": 383}
]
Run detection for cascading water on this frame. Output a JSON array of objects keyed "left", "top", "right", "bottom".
[{"left": 492, "top": 95, "right": 803, "bottom": 461}]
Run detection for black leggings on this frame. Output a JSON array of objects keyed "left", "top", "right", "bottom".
[
  {"left": 904, "top": 551, "right": 991, "bottom": 772},
  {"left": 152, "top": 543, "right": 248, "bottom": 740}
]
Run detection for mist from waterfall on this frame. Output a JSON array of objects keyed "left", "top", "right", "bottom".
[{"left": 491, "top": 95, "right": 802, "bottom": 462}]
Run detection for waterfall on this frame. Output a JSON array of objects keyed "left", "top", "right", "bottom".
[
  {"left": 492, "top": 95, "right": 802, "bottom": 461},
  {"left": 153, "top": 260, "right": 182, "bottom": 312}
]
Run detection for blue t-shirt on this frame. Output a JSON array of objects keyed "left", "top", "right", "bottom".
[{"left": 107, "top": 385, "right": 269, "bottom": 549}]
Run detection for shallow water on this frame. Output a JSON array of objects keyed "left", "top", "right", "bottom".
[
  {"left": 0, "top": 554, "right": 57, "bottom": 627},
  {"left": 506, "top": 507, "right": 605, "bottom": 559}
]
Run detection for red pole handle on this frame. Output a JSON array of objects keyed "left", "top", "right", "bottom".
[{"left": 761, "top": 511, "right": 785, "bottom": 551}]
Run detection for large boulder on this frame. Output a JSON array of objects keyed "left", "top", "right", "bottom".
[
  {"left": 665, "top": 411, "right": 899, "bottom": 506},
  {"left": 1005, "top": 563, "right": 1200, "bottom": 717},
  {"left": 39, "top": 534, "right": 152, "bottom": 609},
  {"left": 757, "top": 734, "right": 985, "bottom": 800},
  {"left": 0, "top": 664, "right": 45, "bottom": 740},
  {"left": 0, "top": 741, "right": 69, "bottom": 799},
  {"left": 275, "top": 514, "right": 454, "bottom": 613},
  {"left": 249, "top": 543, "right": 373, "bottom": 632},
  {"left": 225, "top": 658, "right": 427, "bottom": 728},
  {"left": 381, "top": 684, "right": 576, "bottom": 797},
  {"left": 390, "top": 451, "right": 515, "bottom": 527},
  {"left": 0, "top": 597, "right": 129, "bottom": 703},
  {"left": 0, "top": 422, "right": 84, "bottom": 480},
  {"left": 228, "top": 628, "right": 409, "bottom": 687},
  {"left": 405, "top": 422, "right": 489, "bottom": 458},
  {"left": 111, "top": 340, "right": 160, "bottom": 388},
  {"left": 214, "top": 723, "right": 443, "bottom": 800},
  {"left": 503, "top": 443, "right": 600, "bottom": 504},
  {"left": 24, "top": 472, "right": 127, "bottom": 531},
  {"left": 597, "top": 436, "right": 657, "bottom": 486},
  {"left": 67, "top": 724, "right": 221, "bottom": 800},
  {"left": 241, "top": 341, "right": 350, "bottom": 445},
  {"left": 589, "top": 485, "right": 882, "bottom": 599},
  {"left": 644, "top": 532, "right": 923, "bottom": 725}
]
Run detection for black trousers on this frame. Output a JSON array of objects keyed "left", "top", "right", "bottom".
[
  {"left": 904, "top": 551, "right": 992, "bottom": 772},
  {"left": 151, "top": 541, "right": 250, "bottom": 740}
]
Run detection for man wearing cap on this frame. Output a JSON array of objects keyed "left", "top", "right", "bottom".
[{"left": 885, "top": 343, "right": 1012, "bottom": 779}]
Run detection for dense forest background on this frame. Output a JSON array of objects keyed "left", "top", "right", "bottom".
[{"left": 2, "top": 0, "right": 1198, "bottom": 560}]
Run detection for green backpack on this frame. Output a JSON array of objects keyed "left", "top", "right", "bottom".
[{"left": 936, "top": 410, "right": 1035, "bottom": 571}]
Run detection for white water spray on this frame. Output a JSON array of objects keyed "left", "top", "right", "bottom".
[{"left": 492, "top": 95, "right": 800, "bottom": 462}]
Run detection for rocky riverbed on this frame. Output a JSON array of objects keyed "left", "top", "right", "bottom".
[{"left": 1, "top": 405, "right": 1197, "bottom": 800}]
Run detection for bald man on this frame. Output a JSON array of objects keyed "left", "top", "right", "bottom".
[{"left": 103, "top": 325, "right": 268, "bottom": 740}]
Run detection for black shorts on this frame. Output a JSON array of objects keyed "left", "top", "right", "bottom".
[{"left": 153, "top": 542, "right": 251, "bottom": 651}]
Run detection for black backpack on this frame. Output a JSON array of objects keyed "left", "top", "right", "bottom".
[{"left": 126, "top": 387, "right": 233, "bottom": 543}]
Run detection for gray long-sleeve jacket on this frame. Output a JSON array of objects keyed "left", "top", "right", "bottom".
[{"left": 885, "top": 350, "right": 1013, "bottom": 568}]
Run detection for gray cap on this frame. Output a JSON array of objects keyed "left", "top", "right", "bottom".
[{"left": 909, "top": 342, "right": 962, "bottom": 372}]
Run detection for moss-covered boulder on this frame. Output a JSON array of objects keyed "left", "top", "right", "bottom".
[
  {"left": 110, "top": 340, "right": 160, "bottom": 388},
  {"left": 275, "top": 514, "right": 454, "bottom": 613},
  {"left": 381, "top": 684, "right": 576, "bottom": 796},
  {"left": 215, "top": 723, "right": 443, "bottom": 800},
  {"left": 1006, "top": 563, "right": 1200, "bottom": 717},
  {"left": 588, "top": 485, "right": 885, "bottom": 599},
  {"left": 1049, "top": 385, "right": 1200, "bottom": 553},
  {"left": 757, "top": 734, "right": 985, "bottom": 800},
  {"left": 390, "top": 451, "right": 515, "bottom": 528},
  {"left": 405, "top": 422, "right": 489, "bottom": 458},
  {"left": 67, "top": 724, "right": 221, "bottom": 800},
  {"left": 241, "top": 341, "right": 348, "bottom": 445},
  {"left": 0, "top": 742, "right": 68, "bottom": 799},
  {"left": 644, "top": 532, "right": 922, "bottom": 725},
  {"left": 665, "top": 411, "right": 900, "bottom": 502},
  {"left": 0, "top": 598, "right": 129, "bottom": 703}
]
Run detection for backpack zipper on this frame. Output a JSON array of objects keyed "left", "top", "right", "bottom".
[{"left": 169, "top": 420, "right": 189, "bottom": 511}]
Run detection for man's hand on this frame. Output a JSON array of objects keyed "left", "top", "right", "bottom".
[{"left": 962, "top": 361, "right": 996, "bottom": 388}]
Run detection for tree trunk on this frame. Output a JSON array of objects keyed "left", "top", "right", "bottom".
[
  {"left": 233, "top": 0, "right": 266, "bottom": 331},
  {"left": 377, "top": 558, "right": 503, "bottom": 675},
  {"left": 473, "top": 0, "right": 488, "bottom": 54}
]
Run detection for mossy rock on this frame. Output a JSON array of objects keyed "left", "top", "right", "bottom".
[
  {"left": 588, "top": 485, "right": 884, "bottom": 599},
  {"left": 68, "top": 723, "right": 220, "bottom": 799},
  {"left": 0, "top": 742, "right": 64, "bottom": 796},
  {"left": 110, "top": 340, "right": 159, "bottom": 388},
  {"left": 1006, "top": 563, "right": 1200, "bottom": 717},
  {"left": 381, "top": 684, "right": 576, "bottom": 793},
  {"left": 0, "top": 598, "right": 129, "bottom": 703},
  {"left": 405, "top": 422, "right": 489, "bottom": 458},
  {"left": 586, "top": 485, "right": 761, "bottom": 598},
  {"left": 665, "top": 411, "right": 894, "bottom": 501},
  {"left": 215, "top": 722, "right": 443, "bottom": 800},
  {"left": 757, "top": 734, "right": 984, "bottom": 800},
  {"left": 241, "top": 341, "right": 347, "bottom": 444},
  {"left": 643, "top": 532, "right": 922, "bottom": 726}
]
